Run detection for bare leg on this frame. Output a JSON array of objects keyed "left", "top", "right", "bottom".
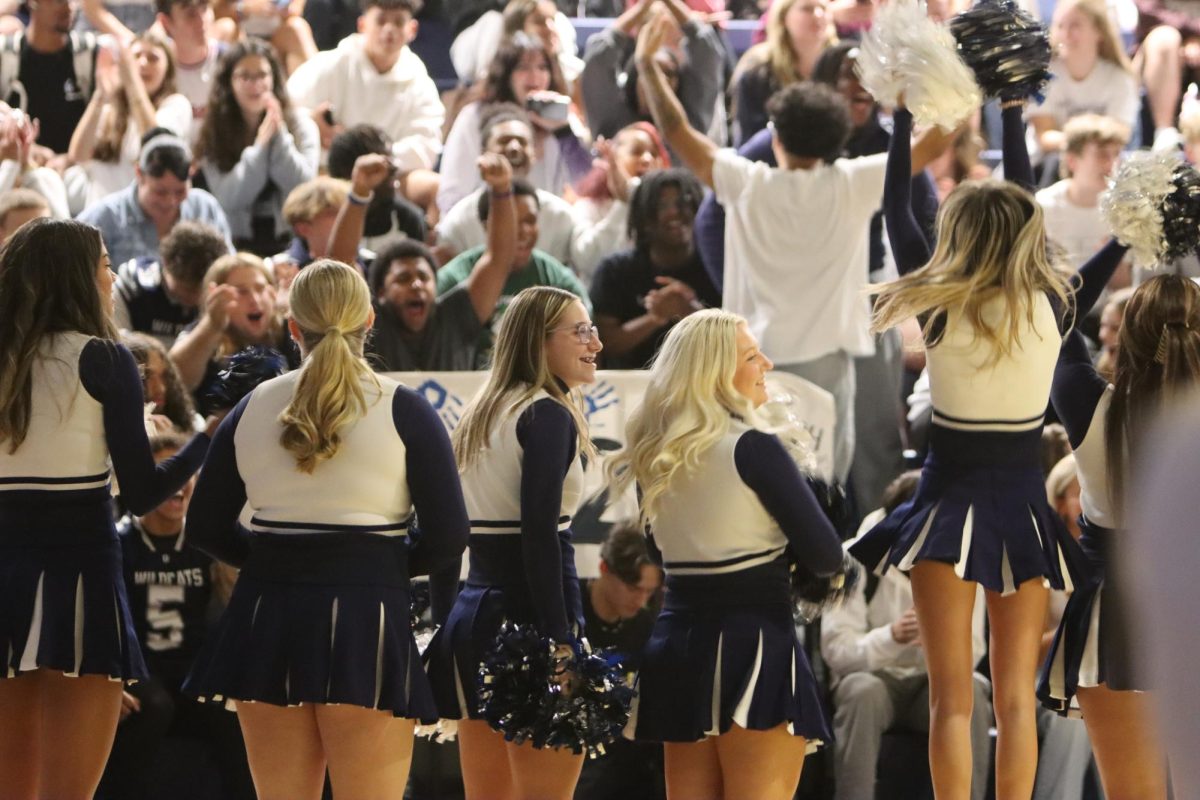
[
  {"left": 37, "top": 671, "right": 124, "bottom": 799},
  {"left": 664, "top": 738, "right": 722, "bottom": 800},
  {"left": 234, "top": 701, "right": 326, "bottom": 800},
  {"left": 271, "top": 16, "right": 318, "bottom": 76},
  {"left": 911, "top": 560, "right": 978, "bottom": 800},
  {"left": 0, "top": 673, "right": 42, "bottom": 800},
  {"left": 986, "top": 578, "right": 1049, "bottom": 800},
  {"left": 315, "top": 704, "right": 414, "bottom": 798},
  {"left": 458, "top": 719, "right": 515, "bottom": 800},
  {"left": 507, "top": 737, "right": 585, "bottom": 800},
  {"left": 1077, "top": 685, "right": 1169, "bottom": 800},
  {"left": 1141, "top": 25, "right": 1185, "bottom": 132},
  {"left": 717, "top": 724, "right": 807, "bottom": 800}
]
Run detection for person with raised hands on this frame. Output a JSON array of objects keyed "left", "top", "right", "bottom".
[{"left": 848, "top": 87, "right": 1131, "bottom": 799}]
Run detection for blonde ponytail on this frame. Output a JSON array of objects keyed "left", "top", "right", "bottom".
[{"left": 278, "top": 260, "right": 380, "bottom": 473}]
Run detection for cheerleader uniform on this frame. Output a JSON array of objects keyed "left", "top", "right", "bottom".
[
  {"left": 0, "top": 333, "right": 209, "bottom": 681},
  {"left": 627, "top": 420, "right": 843, "bottom": 747},
  {"left": 425, "top": 393, "right": 585, "bottom": 722},
  {"left": 849, "top": 106, "right": 1128, "bottom": 593},
  {"left": 182, "top": 371, "right": 468, "bottom": 718},
  {"left": 1037, "top": 330, "right": 1142, "bottom": 715}
]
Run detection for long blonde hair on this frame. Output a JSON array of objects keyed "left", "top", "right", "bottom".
[
  {"left": 871, "top": 179, "right": 1074, "bottom": 363},
  {"left": 1051, "top": 0, "right": 1134, "bottom": 75},
  {"left": 738, "top": 0, "right": 836, "bottom": 88},
  {"left": 453, "top": 287, "right": 594, "bottom": 470},
  {"left": 607, "top": 310, "right": 757, "bottom": 526},
  {"left": 278, "top": 260, "right": 380, "bottom": 473}
]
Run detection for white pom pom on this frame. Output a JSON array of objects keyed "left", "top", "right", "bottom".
[
  {"left": 855, "top": 0, "right": 981, "bottom": 129},
  {"left": 1100, "top": 151, "right": 1179, "bottom": 269}
]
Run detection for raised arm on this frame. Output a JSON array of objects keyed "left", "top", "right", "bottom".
[
  {"left": 884, "top": 107, "right": 933, "bottom": 275},
  {"left": 1001, "top": 101, "right": 1035, "bottom": 193},
  {"left": 463, "top": 154, "right": 517, "bottom": 324},
  {"left": 1051, "top": 330, "right": 1109, "bottom": 449},
  {"left": 734, "top": 430, "right": 844, "bottom": 576},
  {"left": 329, "top": 153, "right": 390, "bottom": 266},
  {"left": 635, "top": 13, "right": 717, "bottom": 188},
  {"left": 517, "top": 399, "right": 579, "bottom": 643}
]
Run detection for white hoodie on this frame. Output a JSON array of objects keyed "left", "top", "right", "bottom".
[{"left": 287, "top": 34, "right": 445, "bottom": 172}]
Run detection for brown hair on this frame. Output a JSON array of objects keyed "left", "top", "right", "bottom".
[{"left": 94, "top": 33, "right": 179, "bottom": 163}]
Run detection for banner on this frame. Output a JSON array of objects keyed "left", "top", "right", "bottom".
[{"left": 388, "top": 371, "right": 835, "bottom": 577}]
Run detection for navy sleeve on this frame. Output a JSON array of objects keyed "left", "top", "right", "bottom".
[
  {"left": 183, "top": 396, "right": 251, "bottom": 567},
  {"left": 79, "top": 339, "right": 209, "bottom": 516},
  {"left": 1069, "top": 239, "right": 1131, "bottom": 323},
  {"left": 1001, "top": 104, "right": 1034, "bottom": 193},
  {"left": 394, "top": 388, "right": 469, "bottom": 580},
  {"left": 516, "top": 399, "right": 578, "bottom": 642},
  {"left": 734, "top": 430, "right": 844, "bottom": 576},
  {"left": 883, "top": 108, "right": 933, "bottom": 275},
  {"left": 1051, "top": 330, "right": 1109, "bottom": 449},
  {"left": 911, "top": 169, "right": 940, "bottom": 247}
]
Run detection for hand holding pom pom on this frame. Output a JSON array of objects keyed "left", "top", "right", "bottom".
[
  {"left": 855, "top": 0, "right": 981, "bottom": 129},
  {"left": 202, "top": 345, "right": 289, "bottom": 410},
  {"left": 950, "top": 0, "right": 1052, "bottom": 102}
]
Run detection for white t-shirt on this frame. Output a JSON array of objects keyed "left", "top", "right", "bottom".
[
  {"left": 1036, "top": 180, "right": 1110, "bottom": 270},
  {"left": 174, "top": 42, "right": 222, "bottom": 143},
  {"left": 82, "top": 93, "right": 193, "bottom": 206},
  {"left": 713, "top": 149, "right": 887, "bottom": 363},
  {"left": 1027, "top": 58, "right": 1139, "bottom": 130},
  {"left": 435, "top": 186, "right": 578, "bottom": 268}
]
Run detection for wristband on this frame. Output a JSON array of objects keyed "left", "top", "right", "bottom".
[
  {"left": 999, "top": 98, "right": 1027, "bottom": 110},
  {"left": 347, "top": 189, "right": 374, "bottom": 206},
  {"left": 490, "top": 188, "right": 513, "bottom": 199}
]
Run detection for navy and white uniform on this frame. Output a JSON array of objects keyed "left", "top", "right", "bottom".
[
  {"left": 850, "top": 107, "right": 1128, "bottom": 593},
  {"left": 182, "top": 371, "right": 468, "bottom": 718},
  {"left": 112, "top": 257, "right": 198, "bottom": 348},
  {"left": 0, "top": 333, "right": 209, "bottom": 681},
  {"left": 425, "top": 392, "right": 586, "bottom": 721},
  {"left": 627, "top": 420, "right": 843, "bottom": 746},
  {"left": 1037, "top": 330, "right": 1142, "bottom": 715}
]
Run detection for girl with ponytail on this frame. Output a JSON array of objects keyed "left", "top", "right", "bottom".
[
  {"left": 182, "top": 260, "right": 469, "bottom": 799},
  {"left": 1038, "top": 274, "right": 1200, "bottom": 799}
]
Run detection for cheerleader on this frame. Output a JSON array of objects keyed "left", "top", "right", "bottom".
[
  {"left": 0, "top": 219, "right": 213, "bottom": 799},
  {"left": 608, "top": 309, "right": 844, "bottom": 800},
  {"left": 424, "top": 286, "right": 603, "bottom": 800},
  {"left": 1037, "top": 275, "right": 1200, "bottom": 799},
  {"left": 848, "top": 99, "right": 1128, "bottom": 799},
  {"left": 182, "top": 260, "right": 469, "bottom": 799}
]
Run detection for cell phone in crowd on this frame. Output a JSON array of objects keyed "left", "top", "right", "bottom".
[{"left": 526, "top": 95, "right": 570, "bottom": 123}]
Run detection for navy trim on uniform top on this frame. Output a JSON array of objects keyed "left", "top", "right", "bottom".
[
  {"left": 664, "top": 545, "right": 784, "bottom": 570},
  {"left": 249, "top": 516, "right": 412, "bottom": 533},
  {"left": 931, "top": 409, "right": 1046, "bottom": 426},
  {"left": 0, "top": 471, "right": 110, "bottom": 485},
  {"left": 470, "top": 516, "right": 571, "bottom": 528}
]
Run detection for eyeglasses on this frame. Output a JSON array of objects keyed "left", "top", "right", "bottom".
[
  {"left": 551, "top": 322, "right": 599, "bottom": 345},
  {"left": 232, "top": 70, "right": 271, "bottom": 84}
]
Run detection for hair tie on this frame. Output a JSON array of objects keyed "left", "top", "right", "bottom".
[{"left": 324, "top": 326, "right": 343, "bottom": 338}]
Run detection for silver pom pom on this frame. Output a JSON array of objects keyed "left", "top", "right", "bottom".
[
  {"left": 1101, "top": 151, "right": 1179, "bottom": 269},
  {"left": 855, "top": 0, "right": 981, "bottom": 129}
]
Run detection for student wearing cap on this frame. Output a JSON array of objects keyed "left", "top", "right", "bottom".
[{"left": 77, "top": 128, "right": 232, "bottom": 266}]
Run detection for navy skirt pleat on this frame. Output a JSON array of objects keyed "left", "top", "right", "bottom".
[
  {"left": 627, "top": 600, "right": 829, "bottom": 750},
  {"left": 1, "top": 518, "right": 146, "bottom": 682},
  {"left": 850, "top": 449, "right": 1089, "bottom": 594},
  {"left": 1038, "top": 521, "right": 1145, "bottom": 716},
  {"left": 183, "top": 532, "right": 436, "bottom": 720}
]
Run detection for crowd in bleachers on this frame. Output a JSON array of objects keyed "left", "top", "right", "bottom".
[{"left": 2, "top": 0, "right": 1198, "bottom": 796}]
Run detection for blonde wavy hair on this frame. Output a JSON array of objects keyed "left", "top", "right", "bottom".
[
  {"left": 452, "top": 286, "right": 594, "bottom": 470},
  {"left": 871, "top": 179, "right": 1074, "bottom": 364},
  {"left": 607, "top": 309, "right": 757, "bottom": 527},
  {"left": 1051, "top": 0, "right": 1134, "bottom": 74},
  {"left": 738, "top": 0, "right": 837, "bottom": 88},
  {"left": 277, "top": 259, "right": 380, "bottom": 473}
]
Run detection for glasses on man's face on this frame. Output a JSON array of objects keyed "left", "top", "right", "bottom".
[{"left": 551, "top": 322, "right": 599, "bottom": 345}]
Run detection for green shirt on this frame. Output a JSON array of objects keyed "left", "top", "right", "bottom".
[{"left": 436, "top": 247, "right": 592, "bottom": 365}]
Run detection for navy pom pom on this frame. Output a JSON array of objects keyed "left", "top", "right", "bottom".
[
  {"left": 789, "top": 477, "right": 859, "bottom": 624},
  {"left": 202, "top": 346, "right": 289, "bottom": 410},
  {"left": 1162, "top": 163, "right": 1200, "bottom": 262},
  {"left": 477, "top": 622, "right": 634, "bottom": 756},
  {"left": 950, "top": 0, "right": 1052, "bottom": 101}
]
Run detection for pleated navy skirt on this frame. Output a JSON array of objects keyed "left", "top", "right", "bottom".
[
  {"left": 850, "top": 425, "right": 1089, "bottom": 594},
  {"left": 183, "top": 532, "right": 437, "bottom": 721},
  {"left": 1038, "top": 520, "right": 1144, "bottom": 716},
  {"left": 627, "top": 563, "right": 830, "bottom": 750},
  {"left": 0, "top": 501, "right": 146, "bottom": 682}
]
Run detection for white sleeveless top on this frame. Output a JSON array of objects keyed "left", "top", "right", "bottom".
[
  {"left": 1073, "top": 387, "right": 1117, "bottom": 528},
  {"left": 460, "top": 391, "right": 585, "bottom": 536},
  {"left": 233, "top": 371, "right": 413, "bottom": 535},
  {"left": 650, "top": 421, "right": 787, "bottom": 576}
]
